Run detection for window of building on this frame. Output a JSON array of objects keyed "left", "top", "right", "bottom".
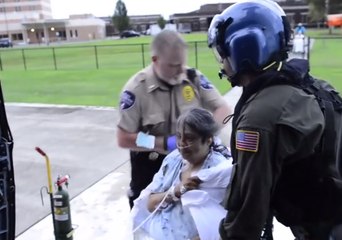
[
  {"left": 70, "top": 30, "right": 73, "bottom": 38},
  {"left": 12, "top": 33, "right": 23, "bottom": 41},
  {"left": 59, "top": 31, "right": 66, "bottom": 38},
  {"left": 75, "top": 30, "right": 78, "bottom": 37},
  {"left": 0, "top": 8, "right": 4, "bottom": 13},
  {"left": 0, "top": 34, "right": 8, "bottom": 39},
  {"left": 15, "top": 6, "right": 21, "bottom": 12}
]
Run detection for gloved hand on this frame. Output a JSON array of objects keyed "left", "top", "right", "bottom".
[{"left": 165, "top": 135, "right": 177, "bottom": 152}]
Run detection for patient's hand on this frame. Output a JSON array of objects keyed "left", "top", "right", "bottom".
[
  {"left": 184, "top": 176, "right": 202, "bottom": 190},
  {"left": 174, "top": 176, "right": 202, "bottom": 197}
]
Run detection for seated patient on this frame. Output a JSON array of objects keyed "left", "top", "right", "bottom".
[{"left": 131, "top": 108, "right": 233, "bottom": 240}]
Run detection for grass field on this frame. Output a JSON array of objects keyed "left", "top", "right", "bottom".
[
  {"left": 305, "top": 28, "right": 342, "bottom": 87},
  {"left": 0, "top": 29, "right": 341, "bottom": 107}
]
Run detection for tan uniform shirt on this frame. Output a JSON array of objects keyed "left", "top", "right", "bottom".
[{"left": 118, "top": 64, "right": 226, "bottom": 137}]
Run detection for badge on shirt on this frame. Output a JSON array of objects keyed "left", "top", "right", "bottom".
[
  {"left": 200, "top": 75, "right": 213, "bottom": 90},
  {"left": 120, "top": 90, "right": 135, "bottom": 110},
  {"left": 236, "top": 130, "right": 259, "bottom": 152},
  {"left": 182, "top": 85, "right": 195, "bottom": 102}
]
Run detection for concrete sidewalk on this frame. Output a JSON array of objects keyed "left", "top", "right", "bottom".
[
  {"left": 8, "top": 103, "right": 128, "bottom": 236},
  {"left": 16, "top": 164, "right": 133, "bottom": 240},
  {"left": 15, "top": 87, "right": 295, "bottom": 239}
]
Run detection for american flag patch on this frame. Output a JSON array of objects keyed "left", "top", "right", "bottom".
[{"left": 236, "top": 130, "right": 259, "bottom": 152}]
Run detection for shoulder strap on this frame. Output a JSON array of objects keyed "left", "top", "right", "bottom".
[{"left": 303, "top": 78, "right": 342, "bottom": 177}]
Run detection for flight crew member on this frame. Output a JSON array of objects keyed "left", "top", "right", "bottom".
[
  {"left": 117, "top": 29, "right": 231, "bottom": 209},
  {"left": 208, "top": 1, "right": 342, "bottom": 239}
]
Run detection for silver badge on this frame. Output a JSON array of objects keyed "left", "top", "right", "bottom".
[{"left": 149, "top": 152, "right": 159, "bottom": 161}]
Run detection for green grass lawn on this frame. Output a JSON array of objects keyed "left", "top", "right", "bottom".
[
  {"left": 0, "top": 30, "right": 341, "bottom": 107},
  {"left": 310, "top": 38, "right": 342, "bottom": 87}
]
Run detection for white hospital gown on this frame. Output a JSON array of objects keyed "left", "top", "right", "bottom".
[{"left": 131, "top": 149, "right": 233, "bottom": 240}]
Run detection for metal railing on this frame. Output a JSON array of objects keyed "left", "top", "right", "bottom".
[
  {"left": 0, "top": 37, "right": 340, "bottom": 71},
  {"left": 0, "top": 41, "right": 211, "bottom": 71}
]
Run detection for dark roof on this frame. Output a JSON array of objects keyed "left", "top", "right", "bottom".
[
  {"left": 278, "top": 0, "right": 307, "bottom": 7},
  {"left": 170, "top": 2, "right": 310, "bottom": 19},
  {"left": 198, "top": 3, "right": 232, "bottom": 14},
  {"left": 171, "top": 3, "right": 233, "bottom": 18}
]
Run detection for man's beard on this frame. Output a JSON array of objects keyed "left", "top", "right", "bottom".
[
  {"left": 159, "top": 73, "right": 185, "bottom": 86},
  {"left": 161, "top": 77, "right": 182, "bottom": 86}
]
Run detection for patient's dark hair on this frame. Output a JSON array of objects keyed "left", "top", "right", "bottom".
[{"left": 177, "top": 108, "right": 219, "bottom": 142}]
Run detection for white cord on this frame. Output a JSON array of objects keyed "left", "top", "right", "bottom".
[{"left": 132, "top": 187, "right": 174, "bottom": 233}]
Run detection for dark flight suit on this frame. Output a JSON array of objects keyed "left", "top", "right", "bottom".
[
  {"left": 220, "top": 83, "right": 325, "bottom": 239},
  {"left": 117, "top": 64, "right": 226, "bottom": 208}
]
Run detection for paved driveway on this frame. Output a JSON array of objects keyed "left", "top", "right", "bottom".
[{"left": 8, "top": 104, "right": 128, "bottom": 236}]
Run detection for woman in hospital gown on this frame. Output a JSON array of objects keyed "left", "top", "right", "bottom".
[{"left": 131, "top": 108, "right": 233, "bottom": 240}]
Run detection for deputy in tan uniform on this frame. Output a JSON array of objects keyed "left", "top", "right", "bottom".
[{"left": 117, "top": 29, "right": 231, "bottom": 208}]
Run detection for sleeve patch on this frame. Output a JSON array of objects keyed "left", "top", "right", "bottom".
[
  {"left": 236, "top": 130, "right": 259, "bottom": 152},
  {"left": 120, "top": 90, "right": 135, "bottom": 110},
  {"left": 200, "top": 75, "right": 213, "bottom": 90}
]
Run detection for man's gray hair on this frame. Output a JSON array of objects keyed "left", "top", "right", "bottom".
[{"left": 151, "top": 29, "right": 187, "bottom": 56}]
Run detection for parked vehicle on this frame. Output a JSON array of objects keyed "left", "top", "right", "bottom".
[
  {"left": 0, "top": 38, "right": 13, "bottom": 48},
  {"left": 120, "top": 30, "right": 140, "bottom": 38}
]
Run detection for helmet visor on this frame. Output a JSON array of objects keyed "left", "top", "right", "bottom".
[
  {"left": 208, "top": 14, "right": 223, "bottom": 48},
  {"left": 212, "top": 47, "right": 224, "bottom": 64}
]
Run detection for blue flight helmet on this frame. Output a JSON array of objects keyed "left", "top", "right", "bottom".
[
  {"left": 240, "top": 0, "right": 292, "bottom": 47},
  {"left": 208, "top": 1, "right": 289, "bottom": 86}
]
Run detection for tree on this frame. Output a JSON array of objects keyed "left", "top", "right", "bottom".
[
  {"left": 306, "top": 0, "right": 342, "bottom": 33},
  {"left": 307, "top": 0, "right": 342, "bottom": 18},
  {"left": 157, "top": 17, "right": 166, "bottom": 30},
  {"left": 308, "top": 2, "right": 325, "bottom": 23},
  {"left": 112, "top": 0, "right": 130, "bottom": 33}
]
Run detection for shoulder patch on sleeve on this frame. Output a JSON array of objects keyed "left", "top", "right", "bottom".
[
  {"left": 120, "top": 90, "right": 136, "bottom": 110},
  {"left": 236, "top": 130, "right": 259, "bottom": 152},
  {"left": 200, "top": 75, "right": 213, "bottom": 90}
]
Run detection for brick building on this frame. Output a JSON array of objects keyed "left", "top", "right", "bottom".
[
  {"left": 169, "top": 1, "right": 311, "bottom": 33},
  {"left": 0, "top": 0, "right": 105, "bottom": 44}
]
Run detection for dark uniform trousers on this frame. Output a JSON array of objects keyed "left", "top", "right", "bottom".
[{"left": 128, "top": 151, "right": 166, "bottom": 209}]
